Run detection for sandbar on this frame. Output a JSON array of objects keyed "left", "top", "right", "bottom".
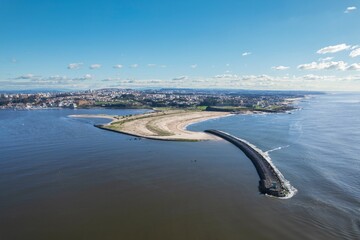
[{"left": 70, "top": 110, "right": 232, "bottom": 141}]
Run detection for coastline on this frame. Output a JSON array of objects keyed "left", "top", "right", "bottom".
[{"left": 69, "top": 101, "right": 301, "bottom": 142}]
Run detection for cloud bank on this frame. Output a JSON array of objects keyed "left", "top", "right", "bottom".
[
  {"left": 350, "top": 48, "right": 360, "bottom": 58},
  {"left": 298, "top": 61, "right": 349, "bottom": 71},
  {"left": 317, "top": 44, "right": 350, "bottom": 54},
  {"left": 272, "top": 66, "right": 289, "bottom": 70},
  {"left": 67, "top": 63, "right": 83, "bottom": 69},
  {"left": 90, "top": 64, "right": 101, "bottom": 69},
  {"left": 172, "top": 76, "right": 188, "bottom": 81}
]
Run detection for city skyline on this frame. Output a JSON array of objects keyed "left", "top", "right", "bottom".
[{"left": 1, "top": 0, "right": 360, "bottom": 91}]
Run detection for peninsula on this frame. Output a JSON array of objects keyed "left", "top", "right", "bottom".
[
  {"left": 71, "top": 111, "right": 296, "bottom": 198},
  {"left": 71, "top": 110, "right": 231, "bottom": 141}
]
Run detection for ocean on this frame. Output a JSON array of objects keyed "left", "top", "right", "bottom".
[{"left": 0, "top": 93, "right": 359, "bottom": 240}]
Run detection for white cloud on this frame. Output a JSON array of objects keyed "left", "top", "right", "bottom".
[
  {"left": 47, "top": 75, "right": 68, "bottom": 81},
  {"left": 350, "top": 48, "right": 360, "bottom": 58},
  {"left": 13, "top": 74, "right": 70, "bottom": 83},
  {"left": 301, "top": 74, "right": 335, "bottom": 81},
  {"left": 113, "top": 64, "right": 123, "bottom": 69},
  {"left": 319, "top": 57, "right": 334, "bottom": 62},
  {"left": 147, "top": 64, "right": 156, "bottom": 67},
  {"left": 15, "top": 73, "right": 37, "bottom": 80},
  {"left": 101, "top": 77, "right": 122, "bottom": 82},
  {"left": 172, "top": 76, "right": 188, "bottom": 80},
  {"left": 316, "top": 44, "right": 351, "bottom": 54},
  {"left": 130, "top": 64, "right": 139, "bottom": 68},
  {"left": 160, "top": 65, "right": 167, "bottom": 68},
  {"left": 271, "top": 66, "right": 290, "bottom": 70},
  {"left": 90, "top": 64, "right": 101, "bottom": 69},
  {"left": 190, "top": 64, "right": 197, "bottom": 69},
  {"left": 327, "top": 62, "right": 348, "bottom": 71},
  {"left": 84, "top": 74, "right": 92, "bottom": 79},
  {"left": 347, "top": 63, "right": 360, "bottom": 71},
  {"left": 241, "top": 74, "right": 273, "bottom": 81},
  {"left": 67, "top": 63, "right": 83, "bottom": 69},
  {"left": 242, "top": 52, "right": 252, "bottom": 56},
  {"left": 74, "top": 74, "right": 92, "bottom": 80},
  {"left": 344, "top": 6, "right": 356, "bottom": 13},
  {"left": 214, "top": 74, "right": 239, "bottom": 79},
  {"left": 298, "top": 61, "right": 348, "bottom": 70},
  {"left": 149, "top": 80, "right": 162, "bottom": 83}
]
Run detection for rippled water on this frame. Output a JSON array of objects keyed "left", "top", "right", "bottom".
[{"left": 0, "top": 93, "right": 359, "bottom": 240}]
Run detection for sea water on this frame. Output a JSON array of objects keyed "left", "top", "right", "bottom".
[{"left": 0, "top": 93, "right": 359, "bottom": 239}]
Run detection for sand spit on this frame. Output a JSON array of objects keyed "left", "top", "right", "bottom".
[
  {"left": 69, "top": 114, "right": 116, "bottom": 120},
  {"left": 70, "top": 110, "right": 232, "bottom": 141}
]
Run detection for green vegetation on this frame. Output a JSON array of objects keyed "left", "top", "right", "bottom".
[
  {"left": 205, "top": 106, "right": 250, "bottom": 112},
  {"left": 95, "top": 100, "right": 149, "bottom": 109},
  {"left": 146, "top": 123, "right": 173, "bottom": 136},
  {"left": 205, "top": 105, "right": 294, "bottom": 113},
  {"left": 195, "top": 105, "right": 208, "bottom": 111}
]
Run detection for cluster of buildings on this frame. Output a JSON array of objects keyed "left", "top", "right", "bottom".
[{"left": 0, "top": 88, "right": 301, "bottom": 110}]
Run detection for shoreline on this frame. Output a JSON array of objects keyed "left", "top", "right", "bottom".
[
  {"left": 68, "top": 114, "right": 117, "bottom": 120},
  {"left": 69, "top": 103, "right": 301, "bottom": 142},
  {"left": 183, "top": 113, "right": 233, "bottom": 130}
]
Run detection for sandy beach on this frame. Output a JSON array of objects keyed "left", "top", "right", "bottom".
[
  {"left": 70, "top": 110, "right": 232, "bottom": 141},
  {"left": 69, "top": 114, "right": 117, "bottom": 120}
]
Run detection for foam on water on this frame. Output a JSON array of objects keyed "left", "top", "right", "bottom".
[
  {"left": 218, "top": 130, "right": 297, "bottom": 199},
  {"left": 265, "top": 145, "right": 290, "bottom": 154}
]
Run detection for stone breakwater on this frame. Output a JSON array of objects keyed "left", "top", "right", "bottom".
[{"left": 205, "top": 129, "right": 295, "bottom": 198}]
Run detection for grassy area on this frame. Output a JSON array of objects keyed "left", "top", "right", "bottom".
[
  {"left": 195, "top": 105, "right": 208, "bottom": 111},
  {"left": 95, "top": 101, "right": 149, "bottom": 109},
  {"left": 105, "top": 110, "right": 186, "bottom": 134},
  {"left": 146, "top": 123, "right": 173, "bottom": 136},
  {"left": 205, "top": 106, "right": 251, "bottom": 112}
]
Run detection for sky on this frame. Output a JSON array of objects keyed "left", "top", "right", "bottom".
[{"left": 1, "top": 0, "right": 360, "bottom": 91}]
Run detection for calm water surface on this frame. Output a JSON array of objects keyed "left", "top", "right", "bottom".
[{"left": 0, "top": 93, "right": 359, "bottom": 240}]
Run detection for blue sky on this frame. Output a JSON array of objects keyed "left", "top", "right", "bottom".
[{"left": 1, "top": 0, "right": 360, "bottom": 91}]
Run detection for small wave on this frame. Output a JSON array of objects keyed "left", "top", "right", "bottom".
[{"left": 265, "top": 145, "right": 290, "bottom": 154}]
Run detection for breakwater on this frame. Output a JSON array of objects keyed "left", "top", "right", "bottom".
[{"left": 205, "top": 129, "right": 294, "bottom": 198}]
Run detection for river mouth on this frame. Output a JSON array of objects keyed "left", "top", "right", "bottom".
[{"left": 1, "top": 93, "right": 359, "bottom": 240}]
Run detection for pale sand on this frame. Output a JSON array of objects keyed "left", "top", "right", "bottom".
[
  {"left": 70, "top": 111, "right": 232, "bottom": 141},
  {"left": 69, "top": 114, "right": 116, "bottom": 120}
]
